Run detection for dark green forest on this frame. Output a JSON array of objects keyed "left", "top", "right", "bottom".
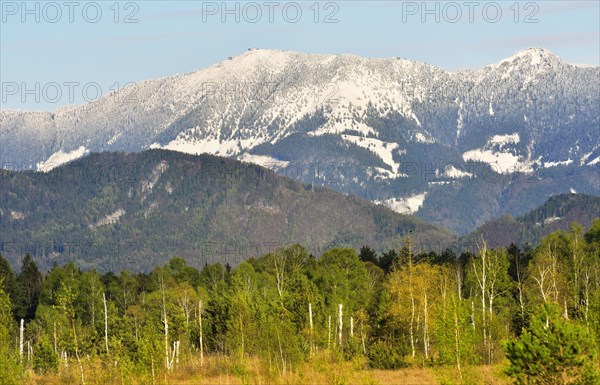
[
  {"left": 0, "top": 150, "right": 453, "bottom": 272},
  {"left": 0, "top": 220, "right": 599, "bottom": 384}
]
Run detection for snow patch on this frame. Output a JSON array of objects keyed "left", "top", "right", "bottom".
[
  {"left": 544, "top": 216, "right": 561, "bottom": 224},
  {"left": 90, "top": 209, "right": 125, "bottom": 228},
  {"left": 544, "top": 159, "right": 573, "bottom": 168},
  {"left": 107, "top": 132, "right": 122, "bottom": 146},
  {"left": 442, "top": 165, "right": 473, "bottom": 178},
  {"left": 36, "top": 146, "right": 88, "bottom": 172},
  {"left": 141, "top": 160, "right": 169, "bottom": 195},
  {"left": 10, "top": 210, "right": 25, "bottom": 220},
  {"left": 489, "top": 133, "right": 519, "bottom": 147},
  {"left": 462, "top": 148, "right": 532, "bottom": 174},
  {"left": 341, "top": 135, "right": 400, "bottom": 174},
  {"left": 462, "top": 133, "right": 531, "bottom": 174},
  {"left": 238, "top": 154, "right": 289, "bottom": 169},
  {"left": 414, "top": 132, "right": 435, "bottom": 143},
  {"left": 376, "top": 192, "right": 427, "bottom": 215},
  {"left": 162, "top": 136, "right": 264, "bottom": 157},
  {"left": 373, "top": 167, "right": 407, "bottom": 180}
]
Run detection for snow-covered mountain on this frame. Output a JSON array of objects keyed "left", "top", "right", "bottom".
[{"left": 1, "top": 48, "right": 598, "bottom": 233}]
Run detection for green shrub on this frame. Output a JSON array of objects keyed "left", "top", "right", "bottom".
[
  {"left": 367, "top": 340, "right": 407, "bottom": 369},
  {"left": 33, "top": 335, "right": 59, "bottom": 374},
  {"left": 503, "top": 303, "right": 598, "bottom": 385}
]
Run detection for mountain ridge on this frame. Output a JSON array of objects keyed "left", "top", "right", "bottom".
[
  {"left": 2, "top": 47, "right": 598, "bottom": 234},
  {"left": 0, "top": 149, "right": 454, "bottom": 272},
  {"left": 459, "top": 193, "right": 600, "bottom": 249}
]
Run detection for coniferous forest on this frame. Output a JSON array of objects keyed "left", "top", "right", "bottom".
[{"left": 0, "top": 220, "right": 599, "bottom": 385}]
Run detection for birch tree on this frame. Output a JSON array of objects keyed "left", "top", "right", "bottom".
[{"left": 467, "top": 242, "right": 511, "bottom": 364}]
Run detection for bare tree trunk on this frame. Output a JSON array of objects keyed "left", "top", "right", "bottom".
[
  {"left": 19, "top": 319, "right": 24, "bottom": 363},
  {"left": 276, "top": 326, "right": 286, "bottom": 374},
  {"left": 327, "top": 315, "right": 331, "bottom": 349},
  {"left": 338, "top": 304, "right": 343, "bottom": 346},
  {"left": 53, "top": 321, "right": 57, "bottom": 353},
  {"left": 350, "top": 316, "right": 354, "bottom": 338},
  {"left": 456, "top": 264, "right": 463, "bottom": 300},
  {"left": 534, "top": 265, "right": 551, "bottom": 303},
  {"left": 198, "top": 300, "right": 204, "bottom": 366},
  {"left": 481, "top": 250, "right": 487, "bottom": 363},
  {"left": 160, "top": 275, "right": 170, "bottom": 371},
  {"left": 472, "top": 240, "right": 488, "bottom": 363},
  {"left": 151, "top": 357, "right": 155, "bottom": 385},
  {"left": 273, "top": 249, "right": 286, "bottom": 299},
  {"left": 516, "top": 257, "right": 526, "bottom": 328},
  {"left": 164, "top": 309, "right": 169, "bottom": 371},
  {"left": 571, "top": 232, "right": 583, "bottom": 314},
  {"left": 360, "top": 318, "right": 366, "bottom": 354},
  {"left": 72, "top": 316, "right": 85, "bottom": 384},
  {"left": 407, "top": 242, "right": 416, "bottom": 358},
  {"left": 309, "top": 303, "right": 314, "bottom": 354},
  {"left": 103, "top": 293, "right": 109, "bottom": 355},
  {"left": 583, "top": 271, "right": 590, "bottom": 332},
  {"left": 239, "top": 313, "right": 245, "bottom": 360},
  {"left": 551, "top": 245, "right": 559, "bottom": 304},
  {"left": 423, "top": 293, "right": 429, "bottom": 360},
  {"left": 453, "top": 297, "right": 462, "bottom": 375}
]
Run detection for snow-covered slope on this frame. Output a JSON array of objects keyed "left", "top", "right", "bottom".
[{"left": 1, "top": 48, "right": 598, "bottom": 233}]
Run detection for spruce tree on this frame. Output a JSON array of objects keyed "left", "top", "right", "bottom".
[
  {"left": 15, "top": 254, "right": 43, "bottom": 321},
  {"left": 504, "top": 303, "right": 598, "bottom": 385}
]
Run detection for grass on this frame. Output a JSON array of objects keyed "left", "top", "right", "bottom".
[{"left": 24, "top": 354, "right": 513, "bottom": 385}]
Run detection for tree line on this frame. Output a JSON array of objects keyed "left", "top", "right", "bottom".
[{"left": 0, "top": 220, "right": 599, "bottom": 384}]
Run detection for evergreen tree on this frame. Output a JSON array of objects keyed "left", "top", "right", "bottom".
[
  {"left": 0, "top": 254, "right": 18, "bottom": 306},
  {"left": 379, "top": 249, "right": 398, "bottom": 274},
  {"left": 0, "top": 285, "right": 21, "bottom": 384},
  {"left": 359, "top": 246, "right": 379, "bottom": 265},
  {"left": 15, "top": 254, "right": 43, "bottom": 321},
  {"left": 504, "top": 303, "right": 598, "bottom": 385}
]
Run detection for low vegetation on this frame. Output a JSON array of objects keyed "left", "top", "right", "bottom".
[{"left": 0, "top": 220, "right": 599, "bottom": 384}]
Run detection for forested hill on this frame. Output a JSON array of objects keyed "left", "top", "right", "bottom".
[
  {"left": 0, "top": 150, "right": 453, "bottom": 272},
  {"left": 459, "top": 193, "right": 600, "bottom": 249}
]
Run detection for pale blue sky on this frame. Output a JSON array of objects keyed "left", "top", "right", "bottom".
[{"left": 1, "top": 0, "right": 599, "bottom": 110}]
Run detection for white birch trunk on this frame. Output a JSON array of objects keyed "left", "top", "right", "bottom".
[
  {"left": 162, "top": 281, "right": 170, "bottom": 371},
  {"left": 454, "top": 298, "right": 461, "bottom": 374},
  {"left": 103, "top": 292, "right": 109, "bottom": 355},
  {"left": 360, "top": 319, "right": 366, "bottom": 354},
  {"left": 309, "top": 303, "right": 314, "bottom": 354},
  {"left": 410, "top": 290, "right": 415, "bottom": 357},
  {"left": 199, "top": 300, "right": 204, "bottom": 366},
  {"left": 53, "top": 321, "right": 57, "bottom": 353},
  {"left": 19, "top": 319, "right": 24, "bottom": 363},
  {"left": 327, "top": 315, "right": 331, "bottom": 349},
  {"left": 423, "top": 293, "right": 429, "bottom": 360},
  {"left": 338, "top": 304, "right": 343, "bottom": 346}
]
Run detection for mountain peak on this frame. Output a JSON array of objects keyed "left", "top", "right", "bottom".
[{"left": 498, "top": 47, "right": 561, "bottom": 67}]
